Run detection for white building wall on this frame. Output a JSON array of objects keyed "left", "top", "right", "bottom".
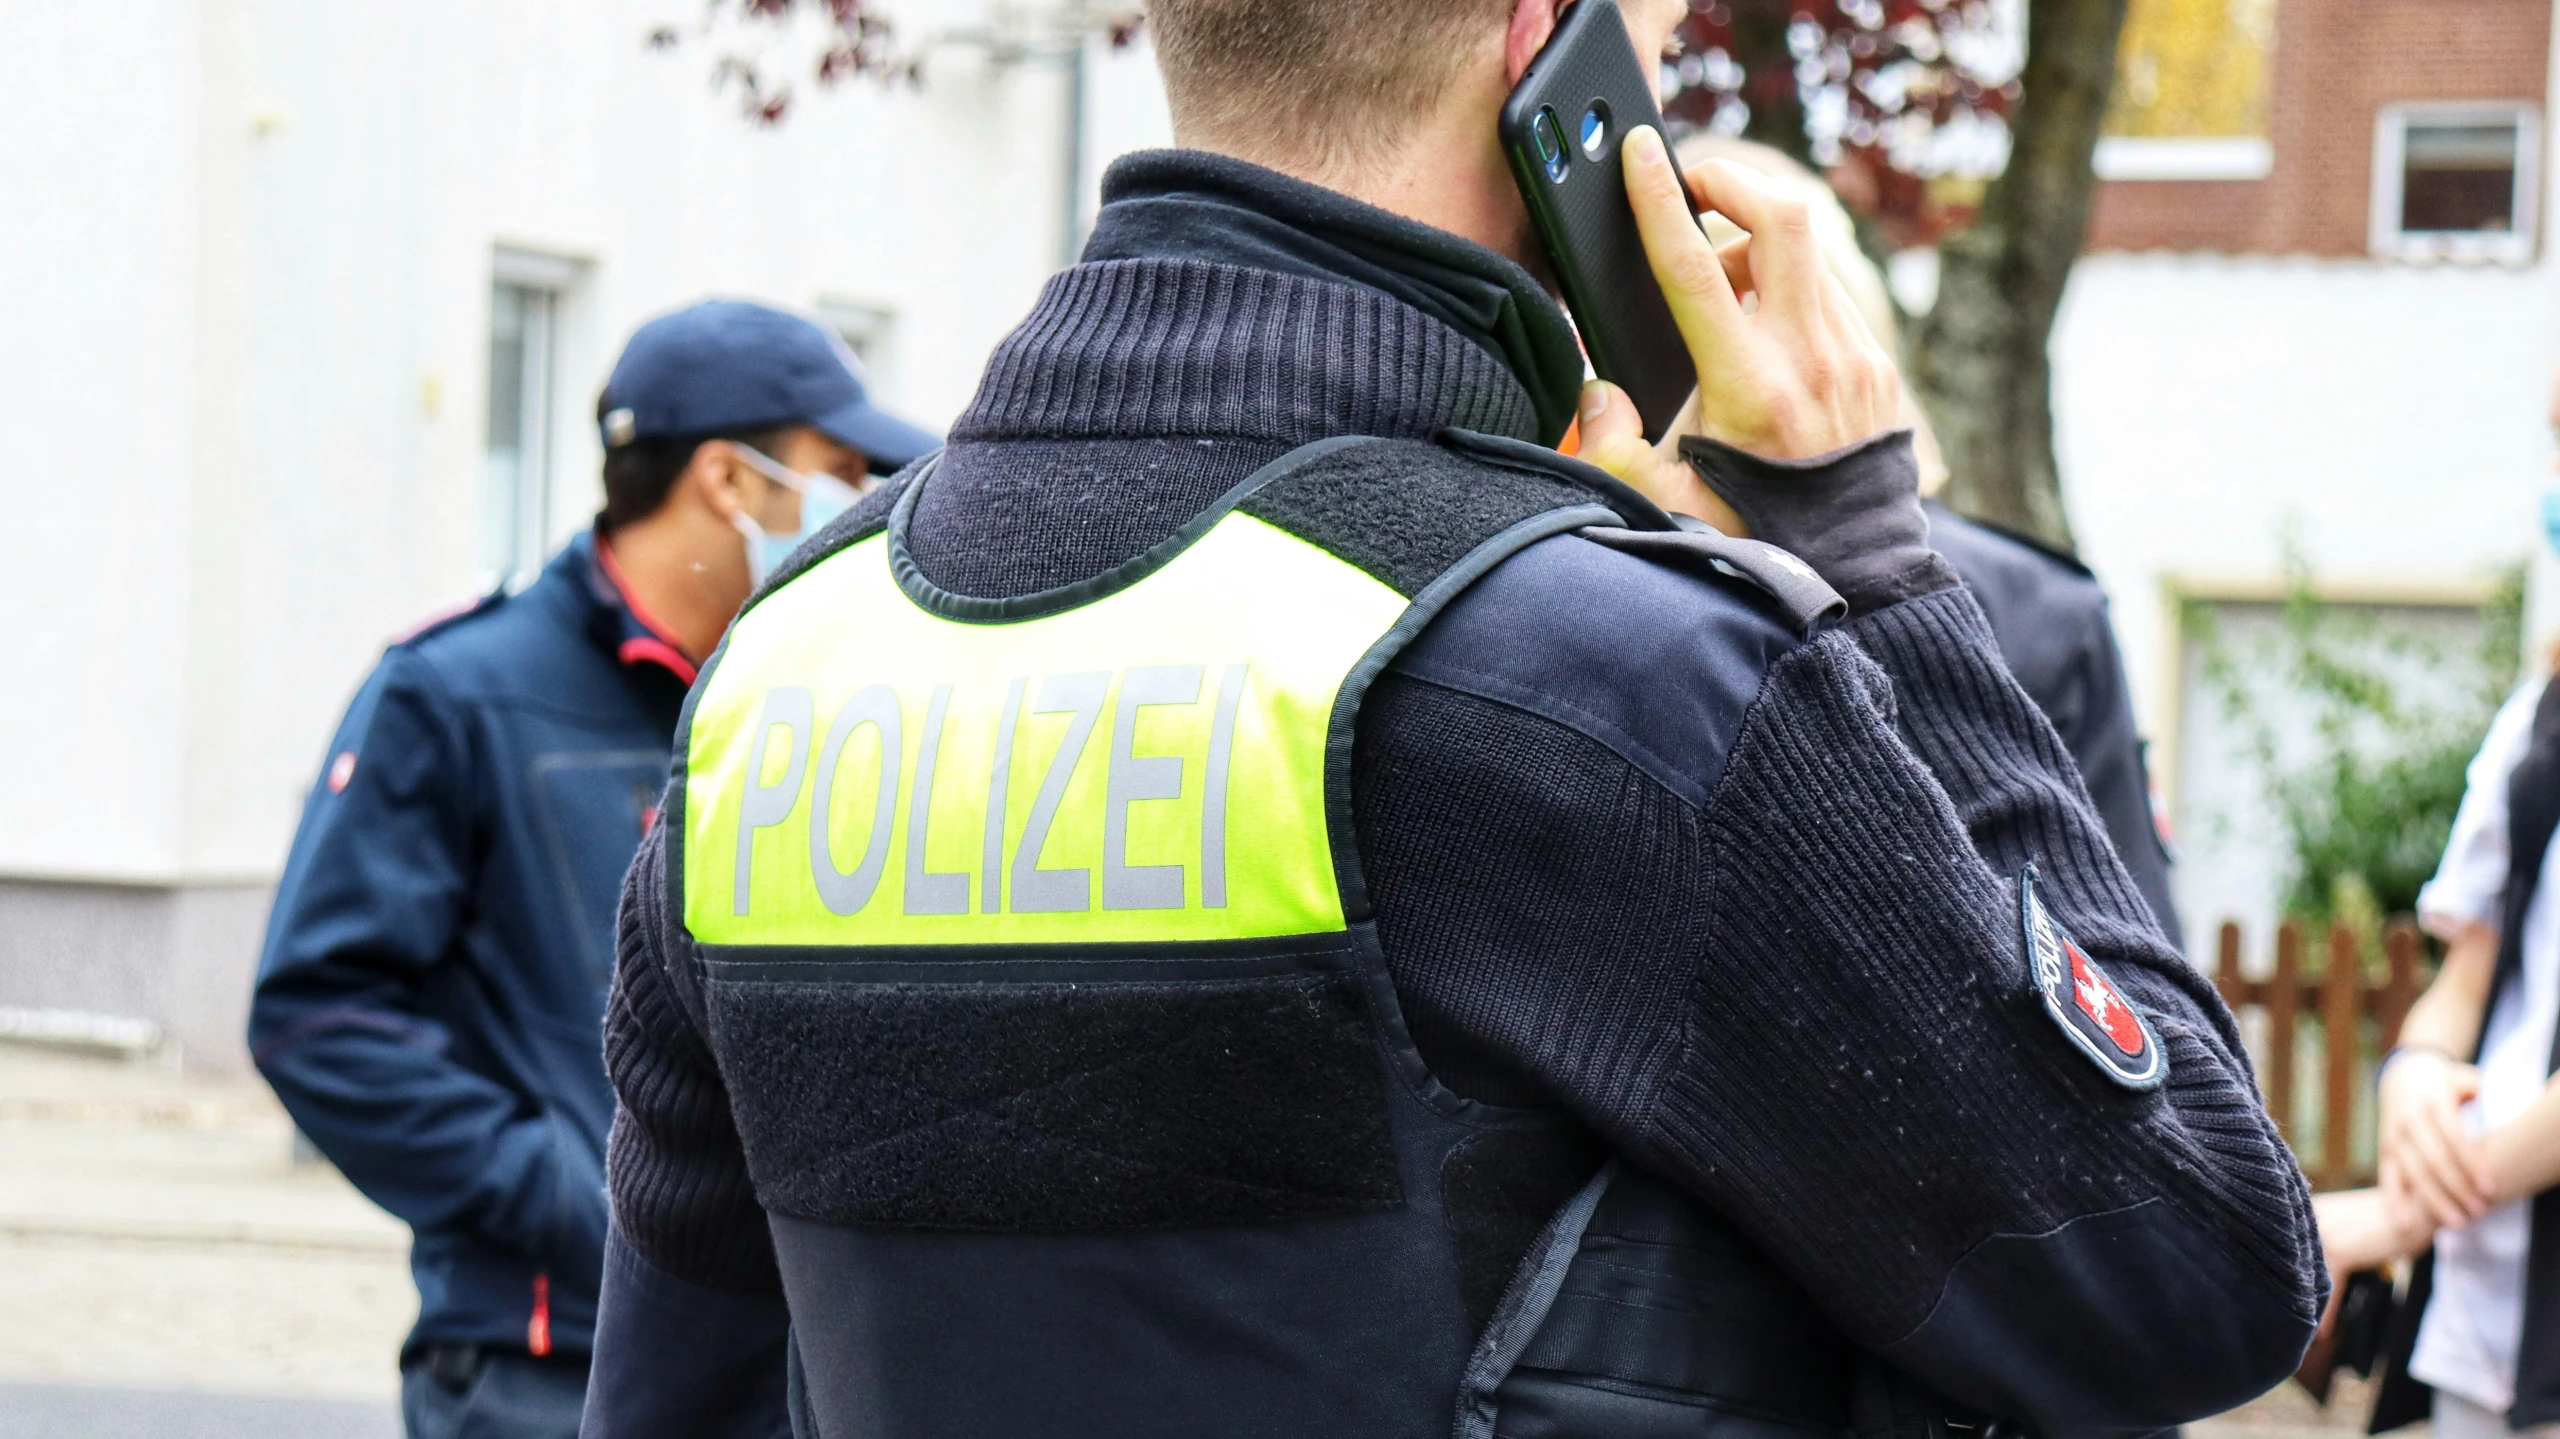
[
  {"left": 2054, "top": 252, "right": 2560, "bottom": 739},
  {"left": 0, "top": 0, "right": 1110, "bottom": 1065},
  {"left": 2062, "top": 7, "right": 2560, "bottom": 948},
  {"left": 2053, "top": 252, "right": 2560, "bottom": 949},
  {"left": 2, "top": 0, "right": 1086, "bottom": 891},
  {"left": 0, "top": 0, "right": 204, "bottom": 882}
]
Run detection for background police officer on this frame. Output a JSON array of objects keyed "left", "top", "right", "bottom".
[{"left": 248, "top": 300, "right": 932, "bottom": 1439}]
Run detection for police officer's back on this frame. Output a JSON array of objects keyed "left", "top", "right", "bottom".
[
  {"left": 248, "top": 301, "right": 932, "bottom": 1438},
  {"left": 585, "top": 6, "right": 2322, "bottom": 1437}
]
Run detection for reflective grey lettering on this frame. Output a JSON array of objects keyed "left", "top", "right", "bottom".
[
  {"left": 1010, "top": 672, "right": 1107, "bottom": 913},
  {"left": 1104, "top": 665, "right": 1203, "bottom": 911},
  {"left": 903, "top": 684, "right": 970, "bottom": 915},
  {"left": 734, "top": 687, "right": 814, "bottom": 916},
  {"left": 810, "top": 685, "right": 901, "bottom": 916},
  {"left": 1201, "top": 664, "right": 1248, "bottom": 909},
  {"left": 981, "top": 677, "right": 1025, "bottom": 914}
]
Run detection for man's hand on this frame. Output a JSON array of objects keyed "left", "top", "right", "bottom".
[
  {"left": 2379, "top": 1047, "right": 2493, "bottom": 1231},
  {"left": 1575, "top": 126, "right": 1902, "bottom": 530}
]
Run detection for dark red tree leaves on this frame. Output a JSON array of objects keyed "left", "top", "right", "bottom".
[{"left": 1665, "top": 0, "right": 2021, "bottom": 247}]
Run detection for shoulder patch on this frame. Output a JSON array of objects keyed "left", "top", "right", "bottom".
[{"left": 2020, "top": 864, "right": 2164, "bottom": 1091}]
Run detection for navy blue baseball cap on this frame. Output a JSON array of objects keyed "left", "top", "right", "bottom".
[{"left": 598, "top": 300, "right": 939, "bottom": 475}]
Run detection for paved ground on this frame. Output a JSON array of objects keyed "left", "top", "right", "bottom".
[
  {"left": 2201, "top": 1373, "right": 2397, "bottom": 1439},
  {"left": 0, "top": 1044, "right": 408, "bottom": 1434},
  {"left": 0, "top": 1040, "right": 2413, "bottom": 1437},
  {"left": 0, "top": 1383, "right": 398, "bottom": 1439}
]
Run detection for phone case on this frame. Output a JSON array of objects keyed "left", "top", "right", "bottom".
[{"left": 1499, "top": 0, "right": 1697, "bottom": 440}]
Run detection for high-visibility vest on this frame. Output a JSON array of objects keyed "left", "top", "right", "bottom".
[{"left": 674, "top": 432, "right": 1874, "bottom": 1438}]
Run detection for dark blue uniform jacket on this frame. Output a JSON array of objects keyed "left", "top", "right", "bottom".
[{"left": 250, "top": 532, "right": 692, "bottom": 1360}]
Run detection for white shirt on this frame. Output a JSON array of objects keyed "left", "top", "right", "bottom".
[{"left": 2413, "top": 678, "right": 2560, "bottom": 1413}]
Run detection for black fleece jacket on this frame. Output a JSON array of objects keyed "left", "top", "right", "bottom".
[{"left": 584, "top": 152, "right": 2321, "bottom": 1439}]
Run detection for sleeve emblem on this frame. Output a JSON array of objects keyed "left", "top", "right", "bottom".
[{"left": 2020, "top": 863, "right": 2164, "bottom": 1091}]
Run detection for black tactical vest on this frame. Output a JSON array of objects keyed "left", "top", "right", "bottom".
[{"left": 670, "top": 431, "right": 1932, "bottom": 1438}]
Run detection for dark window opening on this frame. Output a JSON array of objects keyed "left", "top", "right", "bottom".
[
  {"left": 2401, "top": 121, "right": 2520, "bottom": 233},
  {"left": 484, "top": 278, "right": 558, "bottom": 579}
]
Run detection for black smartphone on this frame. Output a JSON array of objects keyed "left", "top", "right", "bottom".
[{"left": 1499, "top": 0, "right": 1697, "bottom": 440}]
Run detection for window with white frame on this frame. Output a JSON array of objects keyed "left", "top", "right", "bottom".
[
  {"left": 2371, "top": 102, "right": 2541, "bottom": 264},
  {"left": 815, "top": 297, "right": 896, "bottom": 391},
  {"left": 482, "top": 248, "right": 582, "bottom": 580},
  {"left": 2094, "top": 0, "right": 2276, "bottom": 182}
]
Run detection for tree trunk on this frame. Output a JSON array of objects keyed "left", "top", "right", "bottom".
[
  {"left": 1908, "top": 0, "right": 2131, "bottom": 551},
  {"left": 1731, "top": 0, "right": 1814, "bottom": 169}
]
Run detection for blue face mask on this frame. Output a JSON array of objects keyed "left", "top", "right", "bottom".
[
  {"left": 730, "top": 508, "right": 789, "bottom": 589},
  {"left": 2543, "top": 488, "right": 2560, "bottom": 558},
  {"left": 731, "top": 446, "right": 877, "bottom": 585},
  {"left": 730, "top": 445, "right": 813, "bottom": 585},
  {"left": 797, "top": 473, "right": 865, "bottom": 538}
]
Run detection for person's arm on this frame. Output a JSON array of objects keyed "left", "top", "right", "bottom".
[
  {"left": 2375, "top": 681, "right": 2542, "bottom": 1231},
  {"left": 248, "top": 653, "right": 608, "bottom": 1291},
  {"left": 2313, "top": 1189, "right": 2434, "bottom": 1283},
  {"left": 1644, "top": 570, "right": 2318, "bottom": 1436},
  {"left": 1574, "top": 136, "right": 2316, "bottom": 1431},
  {"left": 2380, "top": 923, "right": 2497, "bottom": 1229},
  {"left": 581, "top": 817, "right": 791, "bottom": 1439},
  {"left": 2479, "top": 1076, "right": 2560, "bottom": 1206}
]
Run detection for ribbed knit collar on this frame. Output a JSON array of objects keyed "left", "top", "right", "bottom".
[
  {"left": 952, "top": 151, "right": 1581, "bottom": 449},
  {"left": 1089, "top": 152, "right": 1584, "bottom": 439}
]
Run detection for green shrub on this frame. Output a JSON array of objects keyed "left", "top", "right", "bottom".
[{"left": 2186, "top": 552, "right": 2523, "bottom": 924}]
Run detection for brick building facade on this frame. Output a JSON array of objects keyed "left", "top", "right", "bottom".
[{"left": 2087, "top": 0, "right": 2550, "bottom": 256}]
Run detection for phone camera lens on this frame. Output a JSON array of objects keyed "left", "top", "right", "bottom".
[
  {"left": 1580, "top": 102, "right": 1611, "bottom": 159},
  {"left": 1533, "top": 108, "right": 1570, "bottom": 181}
]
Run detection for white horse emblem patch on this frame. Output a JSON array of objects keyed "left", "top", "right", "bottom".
[{"left": 2020, "top": 864, "right": 2164, "bottom": 1090}]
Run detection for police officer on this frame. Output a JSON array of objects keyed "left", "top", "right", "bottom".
[
  {"left": 248, "top": 300, "right": 933, "bottom": 1439},
  {"left": 586, "top": 4, "right": 2322, "bottom": 1436}
]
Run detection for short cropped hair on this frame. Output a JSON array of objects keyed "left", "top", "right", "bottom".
[
  {"left": 596, "top": 393, "right": 791, "bottom": 533},
  {"left": 1147, "top": 0, "right": 1509, "bottom": 166}
]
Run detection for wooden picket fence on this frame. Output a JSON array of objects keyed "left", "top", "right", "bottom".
[{"left": 2210, "top": 917, "right": 2432, "bottom": 1192}]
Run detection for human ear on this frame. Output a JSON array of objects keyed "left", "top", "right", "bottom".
[
  {"left": 1505, "top": 0, "right": 1565, "bottom": 86},
  {"left": 686, "top": 440, "right": 749, "bottom": 522}
]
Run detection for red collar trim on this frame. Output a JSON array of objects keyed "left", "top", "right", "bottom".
[
  {"left": 594, "top": 536, "right": 702, "bottom": 686},
  {"left": 618, "top": 636, "right": 699, "bottom": 685}
]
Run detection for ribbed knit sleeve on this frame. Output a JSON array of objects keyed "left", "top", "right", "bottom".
[
  {"left": 586, "top": 821, "right": 791, "bottom": 1438},
  {"left": 603, "top": 820, "right": 782, "bottom": 1295},
  {"left": 1844, "top": 587, "right": 2322, "bottom": 1300},
  {"left": 1628, "top": 589, "right": 2320, "bottom": 1428}
]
